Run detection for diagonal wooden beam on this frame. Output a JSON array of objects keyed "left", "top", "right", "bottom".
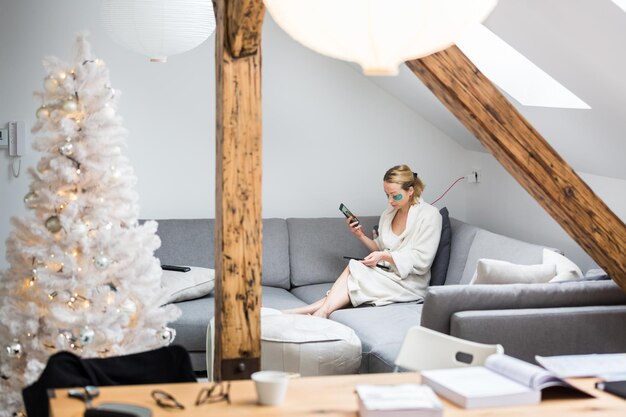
[
  {"left": 214, "top": 0, "right": 265, "bottom": 381},
  {"left": 406, "top": 46, "right": 626, "bottom": 289}
]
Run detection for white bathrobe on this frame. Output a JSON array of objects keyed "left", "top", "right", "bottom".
[{"left": 347, "top": 198, "right": 442, "bottom": 306}]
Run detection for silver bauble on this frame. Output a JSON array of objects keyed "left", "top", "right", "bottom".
[
  {"left": 43, "top": 77, "right": 59, "bottom": 93},
  {"left": 5, "top": 341, "right": 23, "bottom": 358},
  {"left": 157, "top": 327, "right": 175, "bottom": 343},
  {"left": 62, "top": 97, "right": 78, "bottom": 112},
  {"left": 36, "top": 106, "right": 50, "bottom": 119},
  {"left": 45, "top": 216, "right": 62, "bottom": 233},
  {"left": 24, "top": 191, "right": 38, "bottom": 208},
  {"left": 79, "top": 326, "right": 95, "bottom": 345},
  {"left": 93, "top": 253, "right": 111, "bottom": 270},
  {"left": 59, "top": 142, "right": 73, "bottom": 156}
]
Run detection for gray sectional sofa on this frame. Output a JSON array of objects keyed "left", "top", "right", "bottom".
[{"left": 153, "top": 215, "right": 626, "bottom": 372}]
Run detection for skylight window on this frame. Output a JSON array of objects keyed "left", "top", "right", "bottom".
[
  {"left": 612, "top": 0, "right": 626, "bottom": 12},
  {"left": 455, "top": 24, "right": 591, "bottom": 109}
]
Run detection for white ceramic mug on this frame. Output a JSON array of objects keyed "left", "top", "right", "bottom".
[{"left": 251, "top": 371, "right": 290, "bottom": 406}]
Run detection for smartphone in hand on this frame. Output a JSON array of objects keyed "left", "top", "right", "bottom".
[{"left": 339, "top": 203, "right": 360, "bottom": 226}]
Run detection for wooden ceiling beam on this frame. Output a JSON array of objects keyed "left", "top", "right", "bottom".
[
  {"left": 406, "top": 46, "right": 626, "bottom": 288},
  {"left": 214, "top": 0, "right": 265, "bottom": 381}
]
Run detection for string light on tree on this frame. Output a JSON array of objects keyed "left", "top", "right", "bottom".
[{"left": 0, "top": 34, "right": 180, "bottom": 416}]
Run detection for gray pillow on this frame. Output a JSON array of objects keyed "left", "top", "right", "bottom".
[
  {"left": 161, "top": 267, "right": 215, "bottom": 303},
  {"left": 429, "top": 207, "right": 451, "bottom": 286}
]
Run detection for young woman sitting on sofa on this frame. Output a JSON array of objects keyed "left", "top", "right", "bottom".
[{"left": 285, "top": 164, "right": 442, "bottom": 318}]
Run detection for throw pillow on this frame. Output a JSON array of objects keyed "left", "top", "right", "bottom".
[
  {"left": 161, "top": 266, "right": 215, "bottom": 304},
  {"left": 582, "top": 268, "right": 610, "bottom": 281},
  {"left": 543, "top": 249, "right": 583, "bottom": 282},
  {"left": 469, "top": 259, "right": 557, "bottom": 285},
  {"left": 429, "top": 207, "right": 452, "bottom": 286}
]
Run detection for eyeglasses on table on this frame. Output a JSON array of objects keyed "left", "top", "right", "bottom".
[{"left": 151, "top": 382, "right": 231, "bottom": 410}]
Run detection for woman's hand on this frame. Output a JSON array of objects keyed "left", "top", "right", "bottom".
[
  {"left": 362, "top": 251, "right": 387, "bottom": 267},
  {"left": 346, "top": 216, "right": 364, "bottom": 239}
]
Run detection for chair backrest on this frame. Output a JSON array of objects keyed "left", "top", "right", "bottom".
[
  {"left": 394, "top": 326, "right": 504, "bottom": 371},
  {"left": 23, "top": 345, "right": 196, "bottom": 417}
]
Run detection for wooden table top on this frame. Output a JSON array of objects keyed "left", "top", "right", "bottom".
[{"left": 50, "top": 372, "right": 626, "bottom": 417}]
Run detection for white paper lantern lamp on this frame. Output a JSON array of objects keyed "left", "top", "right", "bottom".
[
  {"left": 263, "top": 0, "right": 498, "bottom": 76},
  {"left": 100, "top": 0, "right": 216, "bottom": 63}
]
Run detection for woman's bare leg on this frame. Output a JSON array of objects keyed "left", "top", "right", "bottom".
[
  {"left": 282, "top": 297, "right": 326, "bottom": 315},
  {"left": 313, "top": 267, "right": 351, "bottom": 319}
]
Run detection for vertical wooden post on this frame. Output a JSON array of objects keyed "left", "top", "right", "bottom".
[
  {"left": 214, "top": 0, "right": 265, "bottom": 380},
  {"left": 406, "top": 46, "right": 626, "bottom": 288}
]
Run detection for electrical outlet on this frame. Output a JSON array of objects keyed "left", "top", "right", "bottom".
[
  {"left": 0, "top": 128, "right": 8, "bottom": 148},
  {"left": 467, "top": 170, "right": 481, "bottom": 183}
]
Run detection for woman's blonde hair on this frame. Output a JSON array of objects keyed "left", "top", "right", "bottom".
[{"left": 383, "top": 164, "right": 425, "bottom": 204}]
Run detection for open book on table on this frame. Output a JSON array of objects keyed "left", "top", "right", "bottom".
[{"left": 421, "top": 354, "right": 589, "bottom": 409}]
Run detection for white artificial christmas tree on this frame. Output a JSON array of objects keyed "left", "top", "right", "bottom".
[{"left": 0, "top": 35, "right": 180, "bottom": 415}]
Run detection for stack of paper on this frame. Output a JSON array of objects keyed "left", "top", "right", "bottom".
[{"left": 356, "top": 384, "right": 443, "bottom": 417}]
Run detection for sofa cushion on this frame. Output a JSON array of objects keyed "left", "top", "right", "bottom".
[
  {"left": 469, "top": 259, "right": 556, "bottom": 285},
  {"left": 330, "top": 303, "right": 423, "bottom": 373},
  {"left": 458, "top": 229, "right": 547, "bottom": 285},
  {"left": 429, "top": 207, "right": 451, "bottom": 286},
  {"left": 170, "top": 295, "right": 215, "bottom": 352},
  {"left": 287, "top": 216, "right": 379, "bottom": 287},
  {"left": 153, "top": 218, "right": 291, "bottom": 289},
  {"left": 445, "top": 219, "right": 480, "bottom": 285},
  {"left": 290, "top": 283, "right": 333, "bottom": 304}
]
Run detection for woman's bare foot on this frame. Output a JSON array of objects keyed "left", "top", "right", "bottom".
[{"left": 312, "top": 307, "right": 330, "bottom": 319}]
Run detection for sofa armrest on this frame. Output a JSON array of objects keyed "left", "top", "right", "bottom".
[
  {"left": 420, "top": 280, "right": 626, "bottom": 334},
  {"left": 449, "top": 305, "right": 626, "bottom": 363}
]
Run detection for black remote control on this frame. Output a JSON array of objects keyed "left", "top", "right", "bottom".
[{"left": 161, "top": 265, "right": 191, "bottom": 272}]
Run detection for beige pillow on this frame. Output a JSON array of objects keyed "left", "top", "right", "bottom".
[
  {"left": 544, "top": 249, "right": 583, "bottom": 282},
  {"left": 161, "top": 266, "right": 215, "bottom": 303},
  {"left": 470, "top": 259, "right": 557, "bottom": 285}
]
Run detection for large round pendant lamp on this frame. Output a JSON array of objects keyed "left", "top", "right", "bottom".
[
  {"left": 263, "top": 0, "right": 498, "bottom": 76},
  {"left": 100, "top": 0, "right": 216, "bottom": 63}
]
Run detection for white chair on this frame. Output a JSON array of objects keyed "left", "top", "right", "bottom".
[{"left": 394, "top": 326, "right": 504, "bottom": 371}]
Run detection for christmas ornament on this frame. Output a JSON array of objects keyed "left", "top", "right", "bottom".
[
  {"left": 79, "top": 326, "right": 95, "bottom": 345},
  {"left": 120, "top": 298, "right": 137, "bottom": 315},
  {"left": 59, "top": 142, "right": 74, "bottom": 156},
  {"left": 43, "top": 77, "right": 59, "bottom": 93},
  {"left": 93, "top": 253, "right": 111, "bottom": 270},
  {"left": 45, "top": 216, "right": 62, "bottom": 233},
  {"left": 36, "top": 106, "right": 50, "bottom": 119},
  {"left": 5, "top": 341, "right": 23, "bottom": 358},
  {"left": 23, "top": 191, "right": 38, "bottom": 208},
  {"left": 70, "top": 221, "right": 87, "bottom": 235},
  {"left": 157, "top": 327, "right": 175, "bottom": 343},
  {"left": 62, "top": 97, "right": 78, "bottom": 112}
]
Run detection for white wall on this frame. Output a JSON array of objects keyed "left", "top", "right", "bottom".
[
  {"left": 465, "top": 151, "right": 626, "bottom": 269},
  {"left": 0, "top": 0, "right": 468, "bottom": 269}
]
